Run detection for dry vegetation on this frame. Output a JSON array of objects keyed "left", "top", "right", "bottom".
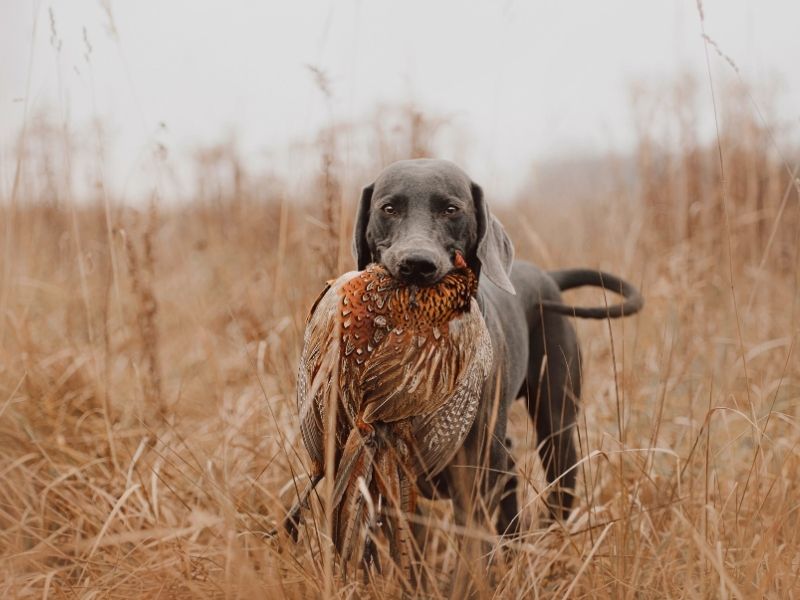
[{"left": 1, "top": 80, "right": 799, "bottom": 598}]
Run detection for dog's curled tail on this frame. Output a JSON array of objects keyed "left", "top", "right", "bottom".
[{"left": 543, "top": 269, "right": 644, "bottom": 319}]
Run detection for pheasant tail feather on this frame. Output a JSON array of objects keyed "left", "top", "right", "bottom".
[
  {"left": 332, "top": 428, "right": 375, "bottom": 563},
  {"left": 375, "top": 445, "right": 416, "bottom": 572}
]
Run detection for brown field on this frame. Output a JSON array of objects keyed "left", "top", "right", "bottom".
[{"left": 1, "top": 83, "right": 799, "bottom": 598}]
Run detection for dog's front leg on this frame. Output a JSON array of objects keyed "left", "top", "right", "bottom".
[
  {"left": 445, "top": 385, "right": 510, "bottom": 597},
  {"left": 445, "top": 444, "right": 492, "bottom": 599}
]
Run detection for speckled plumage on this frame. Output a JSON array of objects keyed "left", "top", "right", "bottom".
[{"left": 296, "top": 259, "right": 492, "bottom": 567}]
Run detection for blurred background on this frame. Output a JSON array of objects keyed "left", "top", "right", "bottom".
[
  {"left": 2, "top": 2, "right": 800, "bottom": 597},
  {"left": 2, "top": 0, "right": 799, "bottom": 202}
]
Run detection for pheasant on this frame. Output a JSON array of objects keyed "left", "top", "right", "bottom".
[{"left": 287, "top": 252, "right": 492, "bottom": 570}]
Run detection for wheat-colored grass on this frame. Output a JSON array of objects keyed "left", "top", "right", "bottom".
[{"left": 1, "top": 83, "right": 799, "bottom": 598}]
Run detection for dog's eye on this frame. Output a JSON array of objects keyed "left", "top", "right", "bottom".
[
  {"left": 382, "top": 204, "right": 397, "bottom": 215},
  {"left": 444, "top": 205, "right": 460, "bottom": 215}
]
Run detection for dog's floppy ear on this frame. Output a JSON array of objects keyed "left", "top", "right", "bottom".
[
  {"left": 351, "top": 183, "right": 374, "bottom": 269},
  {"left": 471, "top": 182, "right": 516, "bottom": 295}
]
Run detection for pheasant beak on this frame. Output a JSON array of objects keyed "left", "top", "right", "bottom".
[{"left": 453, "top": 250, "right": 467, "bottom": 269}]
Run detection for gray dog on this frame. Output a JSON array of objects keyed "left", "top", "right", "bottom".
[
  {"left": 349, "top": 158, "right": 642, "bottom": 537},
  {"left": 282, "top": 158, "right": 642, "bottom": 550}
]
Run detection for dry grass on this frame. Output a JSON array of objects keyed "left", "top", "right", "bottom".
[{"left": 1, "top": 83, "right": 799, "bottom": 598}]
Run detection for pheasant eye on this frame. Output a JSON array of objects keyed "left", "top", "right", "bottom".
[{"left": 382, "top": 204, "right": 396, "bottom": 215}]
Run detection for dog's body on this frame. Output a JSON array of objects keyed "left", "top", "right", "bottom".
[{"left": 350, "top": 158, "right": 642, "bottom": 535}]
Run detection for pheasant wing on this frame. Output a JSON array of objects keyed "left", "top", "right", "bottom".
[
  {"left": 360, "top": 299, "right": 491, "bottom": 434},
  {"left": 359, "top": 324, "right": 461, "bottom": 424},
  {"left": 297, "top": 272, "right": 359, "bottom": 472},
  {"left": 411, "top": 300, "right": 493, "bottom": 477}
]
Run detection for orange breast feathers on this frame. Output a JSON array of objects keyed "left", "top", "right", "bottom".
[{"left": 339, "top": 262, "right": 479, "bottom": 416}]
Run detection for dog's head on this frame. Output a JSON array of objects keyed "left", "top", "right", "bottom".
[{"left": 351, "top": 159, "right": 515, "bottom": 294}]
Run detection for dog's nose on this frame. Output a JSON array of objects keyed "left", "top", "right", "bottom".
[{"left": 397, "top": 254, "right": 439, "bottom": 284}]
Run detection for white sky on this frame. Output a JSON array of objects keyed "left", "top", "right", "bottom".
[{"left": 1, "top": 0, "right": 799, "bottom": 200}]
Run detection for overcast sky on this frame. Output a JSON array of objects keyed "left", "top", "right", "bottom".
[{"left": 1, "top": 0, "right": 798, "bottom": 200}]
